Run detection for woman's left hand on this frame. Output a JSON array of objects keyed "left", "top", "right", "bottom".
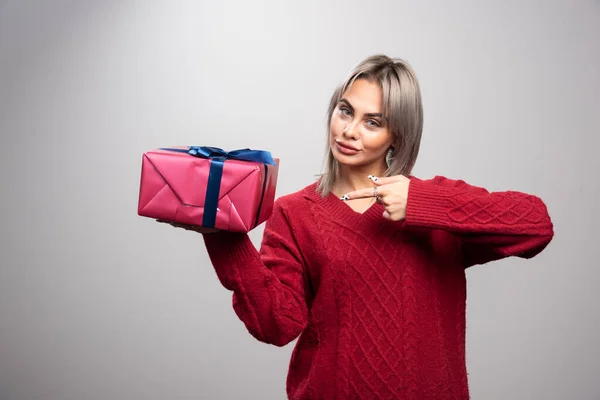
[{"left": 341, "top": 175, "right": 410, "bottom": 221}]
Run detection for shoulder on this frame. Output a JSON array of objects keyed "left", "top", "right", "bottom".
[
  {"left": 274, "top": 182, "right": 320, "bottom": 208},
  {"left": 270, "top": 182, "right": 324, "bottom": 223},
  {"left": 263, "top": 182, "right": 320, "bottom": 235}
]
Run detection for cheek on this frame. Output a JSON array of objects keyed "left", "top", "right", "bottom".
[
  {"left": 329, "top": 115, "right": 343, "bottom": 137},
  {"left": 363, "top": 132, "right": 392, "bottom": 152}
]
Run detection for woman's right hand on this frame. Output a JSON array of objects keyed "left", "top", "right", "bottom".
[{"left": 156, "top": 220, "right": 219, "bottom": 234}]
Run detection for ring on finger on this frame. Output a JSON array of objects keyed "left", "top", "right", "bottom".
[{"left": 373, "top": 187, "right": 383, "bottom": 204}]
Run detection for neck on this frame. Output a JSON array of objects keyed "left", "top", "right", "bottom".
[{"left": 333, "top": 162, "right": 388, "bottom": 195}]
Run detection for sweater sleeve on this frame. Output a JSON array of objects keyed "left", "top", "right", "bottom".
[
  {"left": 201, "top": 200, "right": 308, "bottom": 347},
  {"left": 404, "top": 176, "right": 554, "bottom": 268}
]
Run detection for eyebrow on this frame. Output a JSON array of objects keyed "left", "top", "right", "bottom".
[{"left": 339, "top": 98, "right": 385, "bottom": 119}]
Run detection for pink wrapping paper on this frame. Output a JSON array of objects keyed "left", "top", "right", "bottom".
[{"left": 137, "top": 148, "right": 279, "bottom": 232}]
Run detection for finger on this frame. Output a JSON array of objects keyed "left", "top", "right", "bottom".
[
  {"left": 340, "top": 187, "right": 378, "bottom": 201},
  {"left": 382, "top": 210, "right": 391, "bottom": 220},
  {"left": 368, "top": 174, "right": 407, "bottom": 186}
]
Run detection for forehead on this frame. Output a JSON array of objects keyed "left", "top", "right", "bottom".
[{"left": 342, "top": 78, "right": 383, "bottom": 111}]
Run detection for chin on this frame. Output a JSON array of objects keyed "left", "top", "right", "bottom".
[
  {"left": 332, "top": 153, "right": 365, "bottom": 167},
  {"left": 332, "top": 150, "right": 386, "bottom": 171}
]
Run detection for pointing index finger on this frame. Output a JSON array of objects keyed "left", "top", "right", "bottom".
[
  {"left": 369, "top": 174, "right": 408, "bottom": 185},
  {"left": 340, "top": 187, "right": 378, "bottom": 201}
]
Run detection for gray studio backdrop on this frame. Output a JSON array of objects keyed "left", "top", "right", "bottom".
[{"left": 1, "top": 1, "right": 598, "bottom": 399}]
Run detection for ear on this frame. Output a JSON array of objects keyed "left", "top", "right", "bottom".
[
  {"left": 386, "top": 145, "right": 395, "bottom": 157},
  {"left": 385, "top": 146, "right": 394, "bottom": 167}
]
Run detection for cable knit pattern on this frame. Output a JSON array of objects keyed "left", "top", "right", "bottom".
[{"left": 202, "top": 176, "right": 554, "bottom": 399}]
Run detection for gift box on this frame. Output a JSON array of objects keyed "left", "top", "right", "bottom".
[{"left": 137, "top": 146, "right": 279, "bottom": 232}]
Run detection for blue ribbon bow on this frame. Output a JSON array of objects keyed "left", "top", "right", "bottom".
[{"left": 161, "top": 146, "right": 275, "bottom": 229}]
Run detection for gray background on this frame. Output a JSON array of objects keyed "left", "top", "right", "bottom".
[{"left": 1, "top": 1, "right": 598, "bottom": 399}]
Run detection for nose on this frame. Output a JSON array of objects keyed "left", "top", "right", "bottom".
[{"left": 343, "top": 120, "right": 359, "bottom": 140}]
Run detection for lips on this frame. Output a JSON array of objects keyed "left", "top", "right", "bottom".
[
  {"left": 336, "top": 141, "right": 359, "bottom": 151},
  {"left": 335, "top": 141, "right": 360, "bottom": 156}
]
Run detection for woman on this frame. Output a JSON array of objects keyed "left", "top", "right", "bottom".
[{"left": 167, "top": 55, "right": 554, "bottom": 399}]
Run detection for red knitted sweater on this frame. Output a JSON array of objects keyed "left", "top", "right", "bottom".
[{"left": 202, "top": 176, "right": 554, "bottom": 399}]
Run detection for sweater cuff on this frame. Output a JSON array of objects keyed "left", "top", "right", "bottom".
[{"left": 405, "top": 179, "right": 456, "bottom": 230}]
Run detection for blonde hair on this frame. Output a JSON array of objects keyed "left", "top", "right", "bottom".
[{"left": 316, "top": 54, "right": 424, "bottom": 196}]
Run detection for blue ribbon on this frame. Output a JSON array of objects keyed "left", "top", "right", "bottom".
[{"left": 160, "top": 146, "right": 275, "bottom": 228}]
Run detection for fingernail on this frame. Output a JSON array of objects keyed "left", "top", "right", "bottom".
[
  {"left": 368, "top": 175, "right": 379, "bottom": 182},
  {"left": 340, "top": 194, "right": 350, "bottom": 201}
]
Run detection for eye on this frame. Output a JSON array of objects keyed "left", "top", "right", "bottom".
[
  {"left": 339, "top": 106, "right": 352, "bottom": 117},
  {"left": 366, "top": 119, "right": 381, "bottom": 128}
]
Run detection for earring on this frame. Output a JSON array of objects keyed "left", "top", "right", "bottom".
[{"left": 385, "top": 148, "right": 394, "bottom": 167}]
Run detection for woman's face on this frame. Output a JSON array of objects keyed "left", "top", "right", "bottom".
[{"left": 329, "top": 78, "right": 394, "bottom": 171}]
